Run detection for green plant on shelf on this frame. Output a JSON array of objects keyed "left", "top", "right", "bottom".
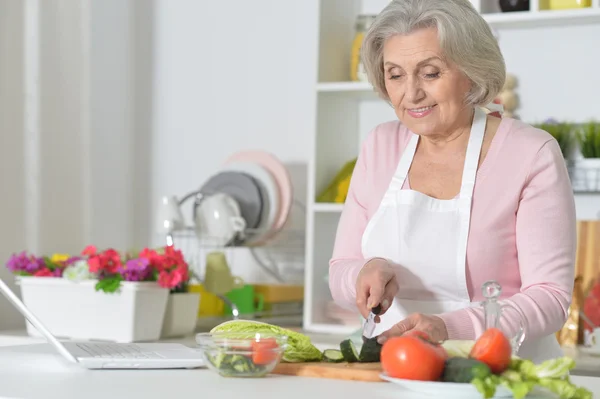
[
  {"left": 534, "top": 119, "right": 574, "bottom": 159},
  {"left": 577, "top": 121, "right": 600, "bottom": 159}
]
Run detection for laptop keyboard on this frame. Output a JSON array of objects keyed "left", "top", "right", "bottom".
[{"left": 76, "top": 343, "right": 162, "bottom": 359}]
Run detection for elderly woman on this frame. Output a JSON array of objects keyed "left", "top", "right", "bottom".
[{"left": 328, "top": 0, "right": 576, "bottom": 363}]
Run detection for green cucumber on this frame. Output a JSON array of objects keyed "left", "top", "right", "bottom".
[
  {"left": 323, "top": 349, "right": 344, "bottom": 363},
  {"left": 340, "top": 339, "right": 359, "bottom": 363},
  {"left": 441, "top": 357, "right": 491, "bottom": 383},
  {"left": 358, "top": 336, "right": 382, "bottom": 363}
]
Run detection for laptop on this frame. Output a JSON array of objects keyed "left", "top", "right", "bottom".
[{"left": 0, "top": 277, "right": 206, "bottom": 369}]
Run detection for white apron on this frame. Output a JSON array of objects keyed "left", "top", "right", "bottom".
[{"left": 361, "top": 107, "right": 562, "bottom": 363}]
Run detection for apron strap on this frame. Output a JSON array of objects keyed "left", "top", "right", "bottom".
[
  {"left": 391, "top": 133, "right": 418, "bottom": 187},
  {"left": 458, "top": 107, "right": 487, "bottom": 200}
]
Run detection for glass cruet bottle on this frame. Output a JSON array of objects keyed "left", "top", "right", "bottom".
[{"left": 481, "top": 280, "right": 526, "bottom": 354}]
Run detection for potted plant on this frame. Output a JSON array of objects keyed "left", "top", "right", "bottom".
[
  {"left": 160, "top": 279, "right": 201, "bottom": 339},
  {"left": 534, "top": 119, "right": 574, "bottom": 160},
  {"left": 5, "top": 244, "right": 192, "bottom": 342},
  {"left": 575, "top": 121, "right": 600, "bottom": 192}
]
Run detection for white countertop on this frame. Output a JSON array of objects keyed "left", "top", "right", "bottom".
[{"left": 0, "top": 329, "right": 599, "bottom": 399}]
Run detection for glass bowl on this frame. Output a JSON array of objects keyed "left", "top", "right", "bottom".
[{"left": 196, "top": 332, "right": 288, "bottom": 378}]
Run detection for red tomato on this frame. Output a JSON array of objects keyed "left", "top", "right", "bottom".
[
  {"left": 469, "top": 328, "right": 512, "bottom": 374},
  {"left": 251, "top": 338, "right": 279, "bottom": 365},
  {"left": 381, "top": 336, "right": 447, "bottom": 381},
  {"left": 403, "top": 331, "right": 447, "bottom": 358}
]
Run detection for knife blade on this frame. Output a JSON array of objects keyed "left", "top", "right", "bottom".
[{"left": 362, "top": 304, "right": 382, "bottom": 340}]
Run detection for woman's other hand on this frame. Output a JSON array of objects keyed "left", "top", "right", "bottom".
[
  {"left": 355, "top": 258, "right": 398, "bottom": 318},
  {"left": 377, "top": 313, "right": 448, "bottom": 344}
]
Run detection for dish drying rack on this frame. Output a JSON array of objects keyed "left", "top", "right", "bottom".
[{"left": 165, "top": 191, "right": 306, "bottom": 321}]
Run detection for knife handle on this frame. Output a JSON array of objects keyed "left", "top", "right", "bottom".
[{"left": 371, "top": 304, "right": 382, "bottom": 315}]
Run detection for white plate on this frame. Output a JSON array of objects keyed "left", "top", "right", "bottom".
[
  {"left": 222, "top": 161, "right": 279, "bottom": 245},
  {"left": 380, "top": 373, "right": 513, "bottom": 398}
]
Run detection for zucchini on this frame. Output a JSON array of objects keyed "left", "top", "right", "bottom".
[
  {"left": 441, "top": 357, "right": 491, "bottom": 383},
  {"left": 358, "top": 336, "right": 382, "bottom": 363},
  {"left": 323, "top": 349, "right": 344, "bottom": 363},
  {"left": 339, "top": 339, "right": 359, "bottom": 363}
]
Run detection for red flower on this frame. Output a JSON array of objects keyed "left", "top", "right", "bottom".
[
  {"left": 82, "top": 245, "right": 97, "bottom": 256},
  {"left": 152, "top": 246, "right": 189, "bottom": 289},
  {"left": 157, "top": 266, "right": 187, "bottom": 289},
  {"left": 88, "top": 248, "right": 121, "bottom": 275},
  {"left": 139, "top": 248, "right": 166, "bottom": 271},
  {"left": 162, "top": 246, "right": 186, "bottom": 268},
  {"left": 34, "top": 268, "right": 53, "bottom": 277}
]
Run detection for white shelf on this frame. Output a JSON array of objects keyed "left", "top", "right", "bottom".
[
  {"left": 316, "top": 81, "right": 375, "bottom": 93},
  {"left": 483, "top": 8, "right": 600, "bottom": 28},
  {"left": 313, "top": 203, "right": 345, "bottom": 212}
]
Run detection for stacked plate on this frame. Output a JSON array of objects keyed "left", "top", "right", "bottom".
[{"left": 197, "top": 150, "right": 293, "bottom": 246}]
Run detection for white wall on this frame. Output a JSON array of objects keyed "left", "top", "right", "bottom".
[
  {"left": 497, "top": 25, "right": 600, "bottom": 124},
  {"left": 0, "top": 0, "right": 92, "bottom": 330},
  {"left": 0, "top": 0, "right": 138, "bottom": 330},
  {"left": 149, "top": 0, "right": 320, "bottom": 282},
  {"left": 88, "top": 0, "right": 135, "bottom": 251},
  {"left": 0, "top": 0, "right": 27, "bottom": 330}
]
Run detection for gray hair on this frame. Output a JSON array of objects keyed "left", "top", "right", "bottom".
[{"left": 362, "top": 0, "right": 506, "bottom": 106}]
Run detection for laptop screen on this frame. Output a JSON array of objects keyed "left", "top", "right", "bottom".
[{"left": 0, "top": 277, "right": 77, "bottom": 363}]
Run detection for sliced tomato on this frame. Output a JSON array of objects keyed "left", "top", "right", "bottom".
[
  {"left": 469, "top": 328, "right": 512, "bottom": 374},
  {"left": 251, "top": 338, "right": 279, "bottom": 365},
  {"left": 381, "top": 336, "right": 447, "bottom": 381}
]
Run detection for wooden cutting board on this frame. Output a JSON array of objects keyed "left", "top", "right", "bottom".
[{"left": 272, "top": 362, "right": 385, "bottom": 382}]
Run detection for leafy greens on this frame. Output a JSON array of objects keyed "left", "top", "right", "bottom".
[
  {"left": 210, "top": 320, "right": 323, "bottom": 363},
  {"left": 442, "top": 340, "right": 592, "bottom": 399}
]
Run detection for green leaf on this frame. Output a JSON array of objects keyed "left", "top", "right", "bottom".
[
  {"left": 94, "top": 275, "right": 123, "bottom": 293},
  {"left": 42, "top": 256, "right": 60, "bottom": 271},
  {"left": 499, "top": 370, "right": 535, "bottom": 399},
  {"left": 538, "top": 378, "right": 592, "bottom": 399},
  {"left": 518, "top": 357, "right": 575, "bottom": 379},
  {"left": 472, "top": 375, "right": 499, "bottom": 399},
  {"left": 577, "top": 121, "right": 600, "bottom": 158},
  {"left": 535, "top": 122, "right": 574, "bottom": 158}
]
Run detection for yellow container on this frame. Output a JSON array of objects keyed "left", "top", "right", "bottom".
[
  {"left": 350, "top": 15, "right": 377, "bottom": 82},
  {"left": 548, "top": 0, "right": 591, "bottom": 9},
  {"left": 187, "top": 283, "right": 224, "bottom": 317},
  {"left": 252, "top": 284, "right": 304, "bottom": 303}
]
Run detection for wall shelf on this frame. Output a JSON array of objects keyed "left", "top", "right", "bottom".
[
  {"left": 313, "top": 203, "right": 345, "bottom": 212},
  {"left": 316, "top": 81, "right": 374, "bottom": 93},
  {"left": 483, "top": 8, "right": 600, "bottom": 29}
]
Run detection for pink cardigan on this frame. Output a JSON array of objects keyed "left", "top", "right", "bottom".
[{"left": 329, "top": 117, "right": 576, "bottom": 341}]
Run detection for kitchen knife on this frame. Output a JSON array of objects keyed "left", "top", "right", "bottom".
[{"left": 362, "top": 304, "right": 382, "bottom": 340}]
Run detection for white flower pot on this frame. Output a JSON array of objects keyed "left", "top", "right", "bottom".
[
  {"left": 16, "top": 276, "right": 170, "bottom": 343},
  {"left": 160, "top": 292, "right": 201, "bottom": 338},
  {"left": 573, "top": 158, "right": 600, "bottom": 192}
]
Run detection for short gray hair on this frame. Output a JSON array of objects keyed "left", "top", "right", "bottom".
[{"left": 362, "top": 0, "right": 505, "bottom": 106}]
